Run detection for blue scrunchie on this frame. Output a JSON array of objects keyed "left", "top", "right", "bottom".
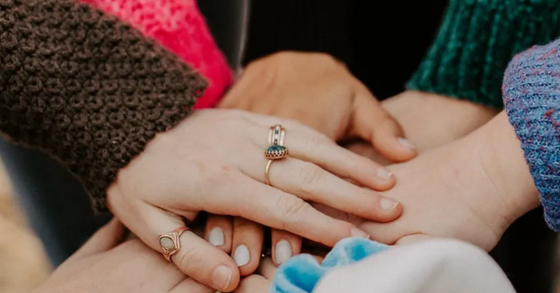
[{"left": 269, "top": 238, "right": 389, "bottom": 293}]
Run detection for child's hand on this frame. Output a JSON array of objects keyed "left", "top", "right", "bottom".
[{"left": 219, "top": 51, "right": 417, "bottom": 162}]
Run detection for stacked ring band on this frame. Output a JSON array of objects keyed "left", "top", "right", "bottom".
[{"left": 265, "top": 125, "right": 289, "bottom": 186}]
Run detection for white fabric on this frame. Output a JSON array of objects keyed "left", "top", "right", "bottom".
[{"left": 314, "top": 239, "right": 515, "bottom": 293}]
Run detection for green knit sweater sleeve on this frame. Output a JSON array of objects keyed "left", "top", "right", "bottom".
[{"left": 406, "top": 0, "right": 560, "bottom": 108}]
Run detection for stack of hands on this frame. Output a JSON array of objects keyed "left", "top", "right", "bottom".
[{"left": 33, "top": 52, "right": 540, "bottom": 293}]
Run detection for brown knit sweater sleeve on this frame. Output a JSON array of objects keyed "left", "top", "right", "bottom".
[{"left": 0, "top": 0, "right": 207, "bottom": 211}]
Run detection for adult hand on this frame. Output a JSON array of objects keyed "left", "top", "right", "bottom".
[
  {"left": 108, "top": 109, "right": 403, "bottom": 291},
  {"left": 219, "top": 51, "right": 417, "bottom": 162},
  {"left": 216, "top": 52, "right": 416, "bottom": 272},
  {"left": 32, "top": 219, "right": 213, "bottom": 293},
  {"left": 345, "top": 90, "right": 500, "bottom": 164},
  {"left": 382, "top": 90, "right": 499, "bottom": 152},
  {"left": 354, "top": 113, "right": 539, "bottom": 251}
]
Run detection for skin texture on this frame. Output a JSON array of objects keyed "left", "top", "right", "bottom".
[
  {"left": 211, "top": 51, "right": 418, "bottom": 274},
  {"left": 234, "top": 112, "right": 540, "bottom": 292},
  {"left": 357, "top": 112, "right": 539, "bottom": 251},
  {"left": 207, "top": 55, "right": 500, "bottom": 276},
  {"left": 345, "top": 90, "right": 500, "bottom": 164},
  {"left": 32, "top": 219, "right": 214, "bottom": 293},
  {"left": 219, "top": 51, "right": 417, "bottom": 161},
  {"left": 107, "top": 109, "right": 403, "bottom": 292},
  {"left": 317, "top": 113, "right": 537, "bottom": 252}
]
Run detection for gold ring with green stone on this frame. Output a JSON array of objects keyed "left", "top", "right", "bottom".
[{"left": 265, "top": 125, "right": 289, "bottom": 185}]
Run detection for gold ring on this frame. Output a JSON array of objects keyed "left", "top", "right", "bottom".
[
  {"left": 265, "top": 125, "right": 288, "bottom": 186},
  {"left": 158, "top": 227, "right": 189, "bottom": 262}
]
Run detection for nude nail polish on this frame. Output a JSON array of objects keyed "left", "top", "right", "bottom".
[
  {"left": 380, "top": 198, "right": 399, "bottom": 211},
  {"left": 212, "top": 265, "right": 232, "bottom": 291},
  {"left": 377, "top": 168, "right": 393, "bottom": 180},
  {"left": 398, "top": 137, "right": 416, "bottom": 149},
  {"left": 275, "top": 240, "right": 292, "bottom": 265},
  {"left": 234, "top": 244, "right": 250, "bottom": 267},
  {"left": 208, "top": 228, "right": 225, "bottom": 246},
  {"left": 350, "top": 228, "right": 370, "bottom": 239}
]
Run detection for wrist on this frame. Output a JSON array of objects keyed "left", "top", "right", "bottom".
[
  {"left": 382, "top": 91, "right": 498, "bottom": 151},
  {"left": 468, "top": 112, "right": 540, "bottom": 224}
]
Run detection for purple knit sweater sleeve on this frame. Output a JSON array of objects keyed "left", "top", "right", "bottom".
[{"left": 502, "top": 39, "right": 560, "bottom": 231}]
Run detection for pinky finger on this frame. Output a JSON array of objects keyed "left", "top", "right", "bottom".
[{"left": 271, "top": 229, "right": 301, "bottom": 266}]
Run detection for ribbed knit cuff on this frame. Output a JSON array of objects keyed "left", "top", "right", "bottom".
[
  {"left": 0, "top": 0, "right": 207, "bottom": 212},
  {"left": 407, "top": 0, "right": 560, "bottom": 108},
  {"left": 502, "top": 38, "right": 560, "bottom": 232}
]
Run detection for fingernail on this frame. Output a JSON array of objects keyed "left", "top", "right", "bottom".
[
  {"left": 275, "top": 240, "right": 292, "bottom": 265},
  {"left": 234, "top": 244, "right": 250, "bottom": 267},
  {"left": 376, "top": 168, "right": 393, "bottom": 180},
  {"left": 380, "top": 197, "right": 399, "bottom": 211},
  {"left": 212, "top": 265, "right": 232, "bottom": 291},
  {"left": 350, "top": 228, "right": 370, "bottom": 239},
  {"left": 208, "top": 228, "right": 225, "bottom": 246},
  {"left": 398, "top": 137, "right": 416, "bottom": 149}
]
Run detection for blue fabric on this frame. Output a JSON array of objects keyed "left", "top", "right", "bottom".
[
  {"left": 269, "top": 238, "right": 389, "bottom": 293},
  {"left": 503, "top": 38, "right": 560, "bottom": 232}
]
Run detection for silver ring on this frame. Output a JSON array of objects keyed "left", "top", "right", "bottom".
[{"left": 268, "top": 125, "right": 285, "bottom": 146}]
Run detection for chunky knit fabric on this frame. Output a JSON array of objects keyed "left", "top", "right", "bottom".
[
  {"left": 407, "top": 0, "right": 560, "bottom": 108},
  {"left": 80, "top": 0, "right": 233, "bottom": 109},
  {"left": 0, "top": 0, "right": 207, "bottom": 211},
  {"left": 503, "top": 38, "right": 560, "bottom": 231}
]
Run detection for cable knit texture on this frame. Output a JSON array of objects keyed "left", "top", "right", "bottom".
[
  {"left": 408, "top": 0, "right": 560, "bottom": 108},
  {"left": 503, "top": 38, "right": 560, "bottom": 231},
  {"left": 80, "top": 0, "right": 233, "bottom": 109},
  {"left": 0, "top": 0, "right": 207, "bottom": 211}
]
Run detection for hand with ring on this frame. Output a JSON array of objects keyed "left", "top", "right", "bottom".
[{"left": 107, "top": 109, "right": 403, "bottom": 292}]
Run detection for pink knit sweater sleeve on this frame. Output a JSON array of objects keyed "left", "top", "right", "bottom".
[{"left": 80, "top": 0, "right": 233, "bottom": 109}]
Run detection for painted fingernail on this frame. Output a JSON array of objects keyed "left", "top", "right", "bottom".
[
  {"left": 380, "top": 197, "right": 399, "bottom": 211},
  {"left": 377, "top": 168, "right": 393, "bottom": 180},
  {"left": 208, "top": 228, "right": 225, "bottom": 246},
  {"left": 350, "top": 228, "right": 370, "bottom": 239},
  {"left": 212, "top": 265, "right": 232, "bottom": 291},
  {"left": 275, "top": 240, "right": 292, "bottom": 265},
  {"left": 398, "top": 137, "right": 416, "bottom": 149},
  {"left": 234, "top": 244, "right": 250, "bottom": 267}
]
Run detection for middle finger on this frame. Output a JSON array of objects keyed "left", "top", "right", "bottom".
[
  {"left": 244, "top": 114, "right": 396, "bottom": 190},
  {"left": 242, "top": 156, "right": 401, "bottom": 222}
]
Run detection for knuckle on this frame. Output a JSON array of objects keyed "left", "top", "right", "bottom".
[
  {"left": 277, "top": 196, "right": 310, "bottom": 223},
  {"left": 299, "top": 132, "right": 324, "bottom": 152},
  {"left": 298, "top": 164, "right": 324, "bottom": 196},
  {"left": 177, "top": 245, "right": 203, "bottom": 273}
]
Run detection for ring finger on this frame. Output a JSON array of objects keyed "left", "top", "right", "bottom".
[
  {"left": 243, "top": 114, "right": 396, "bottom": 190},
  {"left": 231, "top": 218, "right": 264, "bottom": 276}
]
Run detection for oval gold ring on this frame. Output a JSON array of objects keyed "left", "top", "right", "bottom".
[{"left": 158, "top": 226, "right": 189, "bottom": 262}]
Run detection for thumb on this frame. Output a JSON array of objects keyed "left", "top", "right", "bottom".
[
  {"left": 351, "top": 89, "right": 417, "bottom": 162},
  {"left": 69, "top": 217, "right": 126, "bottom": 260}
]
